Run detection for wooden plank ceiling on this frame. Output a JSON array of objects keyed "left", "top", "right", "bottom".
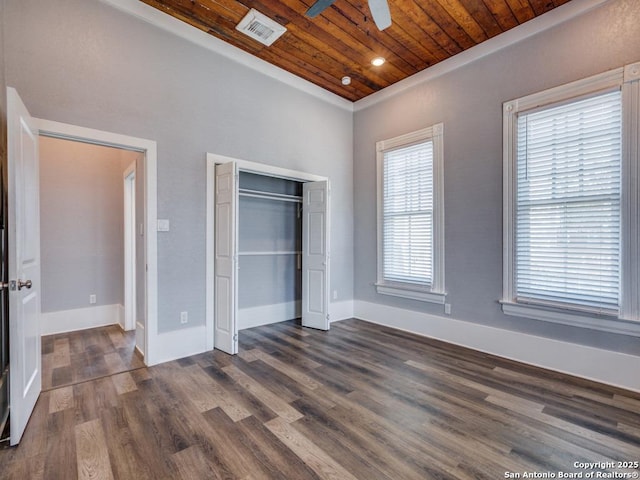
[{"left": 141, "top": 0, "right": 571, "bottom": 101}]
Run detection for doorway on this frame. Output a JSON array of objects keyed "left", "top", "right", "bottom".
[
  {"left": 35, "top": 118, "right": 159, "bottom": 366},
  {"left": 237, "top": 172, "right": 303, "bottom": 331},
  {"left": 38, "top": 136, "right": 144, "bottom": 390}
]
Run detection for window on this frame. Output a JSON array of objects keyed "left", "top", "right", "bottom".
[
  {"left": 503, "top": 62, "right": 640, "bottom": 336},
  {"left": 376, "top": 124, "right": 445, "bottom": 303},
  {"left": 516, "top": 91, "right": 622, "bottom": 312}
]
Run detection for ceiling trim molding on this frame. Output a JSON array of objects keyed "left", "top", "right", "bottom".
[
  {"left": 353, "top": 0, "right": 611, "bottom": 112},
  {"left": 98, "top": 0, "right": 354, "bottom": 111}
]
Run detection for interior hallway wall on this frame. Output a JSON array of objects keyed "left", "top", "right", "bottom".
[{"left": 39, "top": 136, "right": 138, "bottom": 332}]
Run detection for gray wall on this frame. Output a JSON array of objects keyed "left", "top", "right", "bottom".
[
  {"left": 353, "top": 0, "right": 640, "bottom": 355},
  {"left": 39, "top": 136, "right": 138, "bottom": 313},
  {"left": 4, "top": 0, "right": 354, "bottom": 333}
]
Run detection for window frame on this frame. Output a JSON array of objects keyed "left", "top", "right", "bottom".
[
  {"left": 502, "top": 62, "right": 640, "bottom": 337},
  {"left": 376, "top": 123, "right": 446, "bottom": 304}
]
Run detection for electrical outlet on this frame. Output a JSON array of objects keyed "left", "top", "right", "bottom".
[
  {"left": 89, "top": 294, "right": 97, "bottom": 304},
  {"left": 180, "top": 311, "right": 188, "bottom": 324},
  {"left": 444, "top": 303, "right": 451, "bottom": 315},
  {"left": 332, "top": 290, "right": 338, "bottom": 300}
]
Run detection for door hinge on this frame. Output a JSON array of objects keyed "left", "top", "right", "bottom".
[
  {"left": 326, "top": 314, "right": 330, "bottom": 321},
  {"left": 233, "top": 333, "right": 238, "bottom": 342}
]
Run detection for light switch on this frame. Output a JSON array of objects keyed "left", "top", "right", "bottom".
[{"left": 157, "top": 219, "right": 170, "bottom": 232}]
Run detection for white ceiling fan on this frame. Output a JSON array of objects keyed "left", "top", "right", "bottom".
[{"left": 305, "top": 0, "right": 392, "bottom": 31}]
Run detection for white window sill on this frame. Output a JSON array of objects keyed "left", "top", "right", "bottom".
[
  {"left": 376, "top": 283, "right": 446, "bottom": 304},
  {"left": 500, "top": 301, "right": 640, "bottom": 337}
]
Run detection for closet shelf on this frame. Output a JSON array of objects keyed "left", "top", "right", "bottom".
[
  {"left": 239, "top": 251, "right": 302, "bottom": 256},
  {"left": 239, "top": 188, "right": 302, "bottom": 203}
]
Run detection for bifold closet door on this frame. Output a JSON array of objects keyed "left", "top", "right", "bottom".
[
  {"left": 214, "top": 161, "right": 238, "bottom": 354},
  {"left": 302, "top": 180, "right": 330, "bottom": 330}
]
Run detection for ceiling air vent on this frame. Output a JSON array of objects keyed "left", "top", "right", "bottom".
[{"left": 236, "top": 9, "right": 287, "bottom": 47}]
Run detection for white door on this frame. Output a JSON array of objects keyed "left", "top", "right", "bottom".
[
  {"left": 7, "top": 87, "right": 41, "bottom": 445},
  {"left": 302, "top": 180, "right": 330, "bottom": 330},
  {"left": 214, "top": 162, "right": 238, "bottom": 354}
]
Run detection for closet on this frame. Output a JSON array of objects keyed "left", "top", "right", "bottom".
[
  {"left": 211, "top": 158, "right": 330, "bottom": 355},
  {"left": 238, "top": 172, "right": 303, "bottom": 330}
]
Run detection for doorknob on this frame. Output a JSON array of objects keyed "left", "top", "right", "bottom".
[{"left": 17, "top": 279, "right": 32, "bottom": 290}]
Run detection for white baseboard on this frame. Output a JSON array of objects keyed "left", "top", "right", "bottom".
[
  {"left": 150, "top": 325, "right": 209, "bottom": 365},
  {"left": 135, "top": 345, "right": 145, "bottom": 359},
  {"left": 238, "top": 301, "right": 300, "bottom": 330},
  {"left": 41, "top": 304, "right": 121, "bottom": 335},
  {"left": 331, "top": 300, "right": 354, "bottom": 322},
  {"left": 117, "top": 304, "right": 125, "bottom": 330},
  {"left": 354, "top": 300, "right": 640, "bottom": 393},
  {"left": 136, "top": 321, "right": 146, "bottom": 357},
  {"left": 238, "top": 299, "right": 354, "bottom": 329}
]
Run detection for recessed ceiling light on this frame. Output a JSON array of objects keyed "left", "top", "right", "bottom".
[
  {"left": 371, "top": 57, "right": 385, "bottom": 66},
  {"left": 341, "top": 76, "right": 351, "bottom": 86}
]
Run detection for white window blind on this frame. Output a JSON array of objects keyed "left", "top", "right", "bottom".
[
  {"left": 515, "top": 90, "right": 622, "bottom": 313},
  {"left": 382, "top": 140, "right": 434, "bottom": 286}
]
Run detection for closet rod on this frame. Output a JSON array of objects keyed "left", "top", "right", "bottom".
[
  {"left": 239, "top": 251, "right": 302, "bottom": 256},
  {"left": 239, "top": 188, "right": 302, "bottom": 204}
]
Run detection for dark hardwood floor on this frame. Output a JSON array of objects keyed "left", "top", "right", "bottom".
[
  {"left": 1, "top": 319, "right": 639, "bottom": 479},
  {"left": 41, "top": 325, "right": 145, "bottom": 391}
]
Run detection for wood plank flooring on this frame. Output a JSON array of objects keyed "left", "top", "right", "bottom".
[
  {"left": 1, "top": 319, "right": 639, "bottom": 479},
  {"left": 41, "top": 325, "right": 145, "bottom": 390}
]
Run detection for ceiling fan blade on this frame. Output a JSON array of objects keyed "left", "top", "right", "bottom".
[
  {"left": 306, "top": 0, "right": 337, "bottom": 17},
  {"left": 367, "top": 0, "right": 391, "bottom": 30}
]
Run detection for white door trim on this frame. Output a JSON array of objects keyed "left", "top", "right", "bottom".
[
  {"left": 207, "top": 153, "right": 326, "bottom": 182},
  {"left": 206, "top": 153, "right": 328, "bottom": 351},
  {"left": 35, "top": 118, "right": 158, "bottom": 365},
  {"left": 123, "top": 163, "right": 136, "bottom": 332}
]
